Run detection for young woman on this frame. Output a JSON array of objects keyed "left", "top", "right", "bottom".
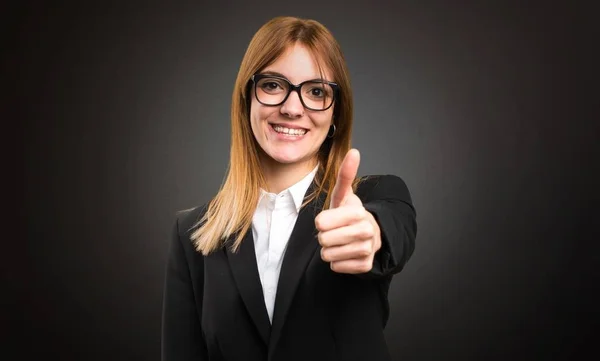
[{"left": 161, "top": 16, "right": 417, "bottom": 361}]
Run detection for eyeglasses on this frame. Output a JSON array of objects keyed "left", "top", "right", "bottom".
[{"left": 250, "top": 73, "right": 338, "bottom": 111}]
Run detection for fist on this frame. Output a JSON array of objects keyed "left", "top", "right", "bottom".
[{"left": 315, "top": 149, "right": 382, "bottom": 274}]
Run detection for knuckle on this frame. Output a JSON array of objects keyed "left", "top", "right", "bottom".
[
  {"left": 317, "top": 231, "right": 325, "bottom": 246},
  {"left": 314, "top": 215, "right": 323, "bottom": 230},
  {"left": 355, "top": 206, "right": 367, "bottom": 220},
  {"left": 320, "top": 247, "right": 329, "bottom": 261},
  {"left": 359, "top": 261, "right": 372, "bottom": 273},
  {"left": 360, "top": 221, "right": 374, "bottom": 239},
  {"left": 357, "top": 242, "right": 372, "bottom": 258}
]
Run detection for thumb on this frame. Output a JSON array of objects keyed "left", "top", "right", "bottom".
[{"left": 330, "top": 148, "right": 360, "bottom": 208}]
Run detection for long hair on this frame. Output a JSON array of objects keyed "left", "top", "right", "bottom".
[{"left": 191, "top": 16, "right": 355, "bottom": 255}]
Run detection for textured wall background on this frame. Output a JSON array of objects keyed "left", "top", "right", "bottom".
[{"left": 15, "top": 1, "right": 596, "bottom": 360}]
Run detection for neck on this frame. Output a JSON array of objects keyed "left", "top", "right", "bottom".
[{"left": 259, "top": 155, "right": 317, "bottom": 194}]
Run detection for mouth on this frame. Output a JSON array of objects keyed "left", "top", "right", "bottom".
[{"left": 269, "top": 123, "right": 309, "bottom": 137}]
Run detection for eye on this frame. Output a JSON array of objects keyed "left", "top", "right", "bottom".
[
  {"left": 258, "top": 78, "right": 287, "bottom": 94},
  {"left": 305, "top": 84, "right": 330, "bottom": 99},
  {"left": 310, "top": 88, "right": 324, "bottom": 97},
  {"left": 263, "top": 82, "right": 280, "bottom": 90}
]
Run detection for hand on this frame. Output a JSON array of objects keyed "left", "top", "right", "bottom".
[{"left": 315, "top": 149, "right": 382, "bottom": 274}]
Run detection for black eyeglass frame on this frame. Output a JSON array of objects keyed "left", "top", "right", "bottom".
[{"left": 250, "top": 73, "right": 339, "bottom": 111}]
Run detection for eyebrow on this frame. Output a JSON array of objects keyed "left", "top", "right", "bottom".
[{"left": 259, "top": 71, "right": 330, "bottom": 83}]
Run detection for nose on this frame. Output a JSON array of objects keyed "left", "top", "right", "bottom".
[{"left": 280, "top": 90, "right": 304, "bottom": 118}]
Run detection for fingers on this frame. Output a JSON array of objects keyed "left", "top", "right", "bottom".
[
  {"left": 320, "top": 236, "right": 374, "bottom": 262},
  {"left": 329, "top": 258, "right": 374, "bottom": 274},
  {"left": 317, "top": 219, "right": 375, "bottom": 248},
  {"left": 315, "top": 198, "right": 368, "bottom": 232},
  {"left": 317, "top": 148, "right": 375, "bottom": 275},
  {"left": 330, "top": 148, "right": 360, "bottom": 208}
]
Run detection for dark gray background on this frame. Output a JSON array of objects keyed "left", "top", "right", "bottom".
[{"left": 13, "top": 1, "right": 597, "bottom": 360}]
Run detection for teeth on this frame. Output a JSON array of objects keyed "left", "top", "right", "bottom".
[{"left": 273, "top": 125, "right": 307, "bottom": 136}]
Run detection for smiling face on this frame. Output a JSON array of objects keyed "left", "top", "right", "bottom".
[{"left": 249, "top": 42, "right": 335, "bottom": 174}]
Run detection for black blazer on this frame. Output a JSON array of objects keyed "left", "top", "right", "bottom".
[{"left": 161, "top": 174, "right": 417, "bottom": 361}]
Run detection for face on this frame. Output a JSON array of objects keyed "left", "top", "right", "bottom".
[{"left": 249, "top": 43, "right": 334, "bottom": 172}]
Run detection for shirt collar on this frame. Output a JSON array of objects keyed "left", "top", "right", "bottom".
[{"left": 288, "top": 164, "right": 319, "bottom": 212}]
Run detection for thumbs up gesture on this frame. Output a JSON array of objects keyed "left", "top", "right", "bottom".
[{"left": 315, "top": 149, "right": 382, "bottom": 274}]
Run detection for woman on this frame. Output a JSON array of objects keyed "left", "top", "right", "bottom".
[{"left": 162, "top": 16, "right": 417, "bottom": 361}]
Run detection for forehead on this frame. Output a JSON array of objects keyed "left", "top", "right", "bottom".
[{"left": 262, "top": 42, "right": 333, "bottom": 83}]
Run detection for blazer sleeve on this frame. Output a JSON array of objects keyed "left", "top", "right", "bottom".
[
  {"left": 161, "top": 212, "right": 208, "bottom": 361},
  {"left": 358, "top": 174, "right": 418, "bottom": 279}
]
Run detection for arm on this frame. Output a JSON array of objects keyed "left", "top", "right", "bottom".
[
  {"left": 316, "top": 150, "right": 417, "bottom": 278},
  {"left": 359, "top": 174, "right": 417, "bottom": 278},
  {"left": 161, "top": 213, "right": 208, "bottom": 361}
]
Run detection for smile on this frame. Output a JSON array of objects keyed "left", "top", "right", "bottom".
[{"left": 270, "top": 124, "right": 308, "bottom": 136}]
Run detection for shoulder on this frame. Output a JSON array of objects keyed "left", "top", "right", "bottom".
[
  {"left": 355, "top": 174, "right": 416, "bottom": 213},
  {"left": 357, "top": 174, "right": 412, "bottom": 198},
  {"left": 174, "top": 203, "right": 209, "bottom": 240}
]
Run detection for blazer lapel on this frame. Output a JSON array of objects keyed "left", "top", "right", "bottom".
[
  {"left": 268, "top": 184, "right": 325, "bottom": 357},
  {"left": 226, "top": 230, "right": 271, "bottom": 345}
]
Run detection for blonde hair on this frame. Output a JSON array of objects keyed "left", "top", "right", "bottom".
[{"left": 191, "top": 16, "right": 355, "bottom": 255}]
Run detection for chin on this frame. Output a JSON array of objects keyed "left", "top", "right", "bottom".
[
  {"left": 267, "top": 150, "right": 313, "bottom": 166},
  {"left": 271, "top": 154, "right": 304, "bottom": 164}
]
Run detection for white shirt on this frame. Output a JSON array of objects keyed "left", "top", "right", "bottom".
[{"left": 252, "top": 166, "right": 318, "bottom": 324}]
